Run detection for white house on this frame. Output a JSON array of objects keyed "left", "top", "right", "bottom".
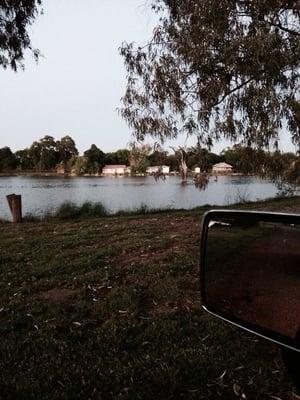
[
  {"left": 146, "top": 165, "right": 170, "bottom": 175},
  {"left": 194, "top": 167, "right": 201, "bottom": 174},
  {"left": 212, "top": 162, "right": 233, "bottom": 174},
  {"left": 102, "top": 165, "right": 127, "bottom": 176}
]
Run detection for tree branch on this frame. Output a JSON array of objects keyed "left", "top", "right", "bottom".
[
  {"left": 209, "top": 76, "right": 256, "bottom": 109},
  {"left": 264, "top": 20, "right": 300, "bottom": 37}
]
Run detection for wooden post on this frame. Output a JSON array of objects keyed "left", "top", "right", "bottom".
[
  {"left": 6, "top": 194, "right": 22, "bottom": 223},
  {"left": 6, "top": 194, "right": 14, "bottom": 215}
]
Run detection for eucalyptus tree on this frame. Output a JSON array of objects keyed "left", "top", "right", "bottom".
[
  {"left": 0, "top": 0, "right": 42, "bottom": 71},
  {"left": 15, "top": 149, "right": 34, "bottom": 171},
  {"left": 170, "top": 146, "right": 188, "bottom": 183},
  {"left": 120, "top": 1, "right": 300, "bottom": 150},
  {"left": 73, "top": 156, "right": 90, "bottom": 176},
  {"left": 29, "top": 135, "right": 58, "bottom": 171},
  {"left": 147, "top": 143, "right": 168, "bottom": 166},
  {"left": 104, "top": 149, "right": 130, "bottom": 166},
  {"left": 165, "top": 153, "right": 178, "bottom": 172},
  {"left": 0, "top": 147, "right": 17, "bottom": 171},
  {"left": 128, "top": 142, "right": 151, "bottom": 175},
  {"left": 186, "top": 147, "right": 221, "bottom": 172},
  {"left": 264, "top": 149, "right": 299, "bottom": 187},
  {"left": 57, "top": 136, "right": 78, "bottom": 173},
  {"left": 84, "top": 144, "right": 105, "bottom": 174}
]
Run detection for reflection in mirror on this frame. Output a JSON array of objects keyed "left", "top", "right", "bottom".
[{"left": 205, "top": 218, "right": 300, "bottom": 342}]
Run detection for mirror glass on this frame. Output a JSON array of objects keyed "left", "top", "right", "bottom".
[{"left": 204, "top": 216, "right": 300, "bottom": 343}]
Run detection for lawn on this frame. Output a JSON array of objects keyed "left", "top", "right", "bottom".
[{"left": 0, "top": 196, "right": 299, "bottom": 399}]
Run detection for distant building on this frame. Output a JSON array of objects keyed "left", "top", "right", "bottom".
[
  {"left": 146, "top": 165, "right": 170, "bottom": 175},
  {"left": 102, "top": 165, "right": 127, "bottom": 176},
  {"left": 194, "top": 167, "right": 201, "bottom": 174},
  {"left": 212, "top": 162, "right": 233, "bottom": 174}
]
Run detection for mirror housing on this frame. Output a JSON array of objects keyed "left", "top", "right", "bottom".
[{"left": 200, "top": 210, "right": 300, "bottom": 353}]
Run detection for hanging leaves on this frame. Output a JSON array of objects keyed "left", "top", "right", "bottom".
[{"left": 120, "top": 0, "right": 300, "bottom": 149}]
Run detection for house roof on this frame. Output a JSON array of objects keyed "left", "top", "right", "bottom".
[
  {"left": 213, "top": 162, "right": 233, "bottom": 168},
  {"left": 103, "top": 164, "right": 127, "bottom": 169}
]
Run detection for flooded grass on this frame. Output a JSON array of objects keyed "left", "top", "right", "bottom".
[{"left": 0, "top": 197, "right": 299, "bottom": 398}]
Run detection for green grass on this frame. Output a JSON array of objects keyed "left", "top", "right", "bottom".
[
  {"left": 54, "top": 201, "right": 108, "bottom": 219},
  {"left": 0, "top": 196, "right": 299, "bottom": 399}
]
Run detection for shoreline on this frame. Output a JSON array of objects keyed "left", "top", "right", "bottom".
[{"left": 1, "top": 195, "right": 299, "bottom": 223}]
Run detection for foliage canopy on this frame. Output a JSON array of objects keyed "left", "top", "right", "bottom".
[
  {"left": 0, "top": 0, "right": 42, "bottom": 70},
  {"left": 0, "top": 146, "right": 17, "bottom": 171},
  {"left": 120, "top": 0, "right": 300, "bottom": 148}
]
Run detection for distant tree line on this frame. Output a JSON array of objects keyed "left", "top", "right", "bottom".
[
  {"left": 0, "top": 136, "right": 299, "bottom": 184},
  {"left": 0, "top": 136, "right": 131, "bottom": 174},
  {"left": 0, "top": 136, "right": 78, "bottom": 173},
  {"left": 220, "top": 145, "right": 300, "bottom": 190},
  {"left": 0, "top": 136, "right": 219, "bottom": 175}
]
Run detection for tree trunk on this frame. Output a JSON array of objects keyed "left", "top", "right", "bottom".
[{"left": 180, "top": 160, "right": 188, "bottom": 184}]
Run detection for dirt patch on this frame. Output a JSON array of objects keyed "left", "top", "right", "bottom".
[{"left": 37, "top": 288, "right": 79, "bottom": 304}]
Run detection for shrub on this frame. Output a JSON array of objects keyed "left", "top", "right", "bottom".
[{"left": 54, "top": 201, "right": 108, "bottom": 220}]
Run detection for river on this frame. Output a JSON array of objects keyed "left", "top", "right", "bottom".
[{"left": 0, "top": 175, "right": 279, "bottom": 220}]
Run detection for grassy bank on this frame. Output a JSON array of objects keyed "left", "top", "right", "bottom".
[{"left": 0, "top": 197, "right": 299, "bottom": 399}]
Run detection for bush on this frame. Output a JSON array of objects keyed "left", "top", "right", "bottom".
[{"left": 54, "top": 201, "right": 108, "bottom": 220}]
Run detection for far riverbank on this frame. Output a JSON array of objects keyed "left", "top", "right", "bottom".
[{"left": 0, "top": 171, "right": 246, "bottom": 178}]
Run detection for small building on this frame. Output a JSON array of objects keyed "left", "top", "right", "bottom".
[
  {"left": 212, "top": 162, "right": 233, "bottom": 174},
  {"left": 194, "top": 167, "right": 201, "bottom": 174},
  {"left": 102, "top": 164, "right": 127, "bottom": 176},
  {"left": 146, "top": 165, "right": 170, "bottom": 175}
]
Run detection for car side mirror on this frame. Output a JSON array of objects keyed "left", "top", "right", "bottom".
[{"left": 200, "top": 210, "right": 300, "bottom": 353}]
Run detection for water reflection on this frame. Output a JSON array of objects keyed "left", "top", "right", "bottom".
[{"left": 194, "top": 173, "right": 209, "bottom": 190}]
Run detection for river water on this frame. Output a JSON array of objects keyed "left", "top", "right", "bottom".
[{"left": 0, "top": 175, "right": 278, "bottom": 220}]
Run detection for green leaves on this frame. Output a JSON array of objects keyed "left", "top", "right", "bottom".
[
  {"left": 0, "top": 0, "right": 42, "bottom": 71},
  {"left": 121, "top": 0, "right": 300, "bottom": 149}
]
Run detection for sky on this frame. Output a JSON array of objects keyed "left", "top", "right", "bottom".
[{"left": 0, "top": 0, "right": 296, "bottom": 155}]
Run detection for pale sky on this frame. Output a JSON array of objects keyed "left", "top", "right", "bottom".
[{"left": 0, "top": 0, "right": 296, "bottom": 155}]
